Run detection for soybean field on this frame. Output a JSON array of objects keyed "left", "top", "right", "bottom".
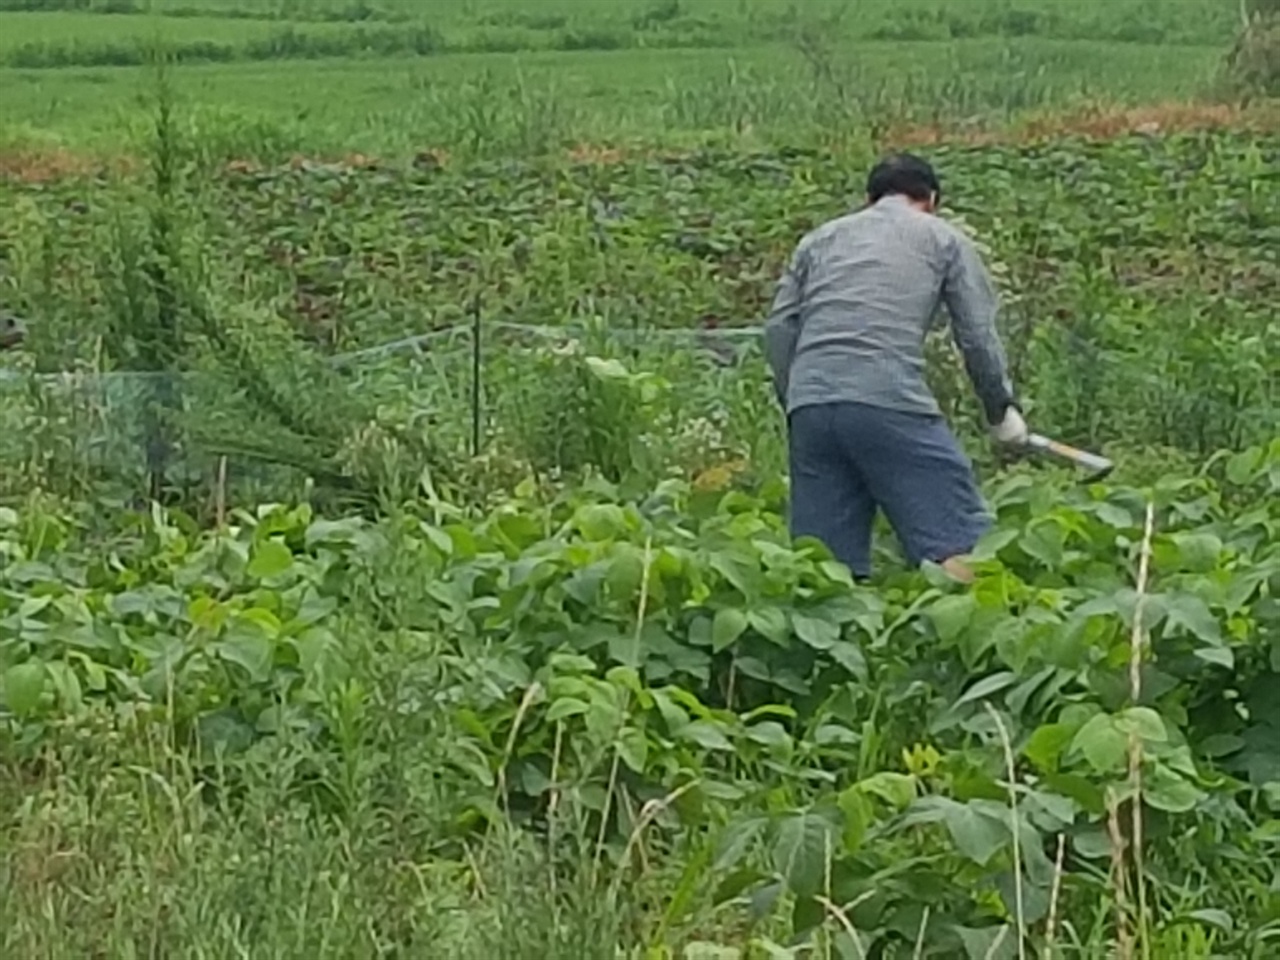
[{"left": 0, "top": 1, "right": 1278, "bottom": 958}]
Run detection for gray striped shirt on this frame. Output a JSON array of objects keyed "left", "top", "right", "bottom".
[{"left": 763, "top": 195, "right": 1016, "bottom": 425}]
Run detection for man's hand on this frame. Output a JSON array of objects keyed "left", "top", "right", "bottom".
[{"left": 990, "top": 406, "right": 1029, "bottom": 446}]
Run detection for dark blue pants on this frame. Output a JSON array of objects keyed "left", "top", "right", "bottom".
[{"left": 787, "top": 401, "right": 991, "bottom": 578}]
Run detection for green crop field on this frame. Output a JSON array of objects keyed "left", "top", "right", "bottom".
[
  {"left": 0, "top": 0, "right": 1249, "bottom": 153},
  {"left": 0, "top": 0, "right": 1278, "bottom": 958},
  {"left": 0, "top": 40, "right": 1229, "bottom": 154},
  {"left": 0, "top": 9, "right": 354, "bottom": 46}
]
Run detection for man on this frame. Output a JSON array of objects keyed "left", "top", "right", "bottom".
[{"left": 763, "top": 152, "right": 1028, "bottom": 581}]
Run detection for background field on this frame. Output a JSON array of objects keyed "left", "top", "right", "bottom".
[
  {"left": 0, "top": 8, "right": 355, "bottom": 44},
  {"left": 0, "top": 0, "right": 1248, "bottom": 154},
  {"left": 2, "top": 41, "right": 1230, "bottom": 155},
  {"left": 0, "top": 0, "right": 1245, "bottom": 45},
  {"left": 0, "top": 2, "right": 1278, "bottom": 959}
]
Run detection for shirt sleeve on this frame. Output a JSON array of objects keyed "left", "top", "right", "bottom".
[
  {"left": 940, "top": 230, "right": 1017, "bottom": 425},
  {"left": 762, "top": 242, "right": 807, "bottom": 408}
]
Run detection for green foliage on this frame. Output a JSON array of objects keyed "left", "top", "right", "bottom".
[
  {"left": 0, "top": 13, "right": 1275, "bottom": 954},
  {"left": 4, "top": 129, "right": 1273, "bottom": 510},
  {"left": 0, "top": 0, "right": 1245, "bottom": 49},
  {"left": 2, "top": 441, "right": 1279, "bottom": 955},
  {"left": 0, "top": 39, "right": 1228, "bottom": 157},
  {"left": 1225, "top": 0, "right": 1280, "bottom": 97},
  {"left": 3, "top": 23, "right": 445, "bottom": 68}
]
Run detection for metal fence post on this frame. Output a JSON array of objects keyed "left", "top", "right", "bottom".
[{"left": 470, "top": 294, "right": 482, "bottom": 460}]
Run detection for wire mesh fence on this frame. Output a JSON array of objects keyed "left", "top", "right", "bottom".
[
  {"left": 0, "top": 318, "right": 779, "bottom": 510},
  {"left": 2, "top": 309, "right": 1274, "bottom": 512}
]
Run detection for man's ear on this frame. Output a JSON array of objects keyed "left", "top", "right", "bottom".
[{"left": 926, "top": 190, "right": 939, "bottom": 212}]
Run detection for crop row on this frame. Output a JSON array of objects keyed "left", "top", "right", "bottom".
[
  {"left": 0, "top": 0, "right": 1242, "bottom": 50},
  {"left": 2, "top": 435, "right": 1278, "bottom": 954},
  {"left": 2, "top": 130, "right": 1273, "bottom": 509}
]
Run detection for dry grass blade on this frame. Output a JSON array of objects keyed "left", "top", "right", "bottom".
[
  {"left": 1107, "top": 500, "right": 1157, "bottom": 960},
  {"left": 1107, "top": 790, "right": 1130, "bottom": 960},
  {"left": 594, "top": 535, "right": 654, "bottom": 882},
  {"left": 985, "top": 702, "right": 1027, "bottom": 960},
  {"left": 1043, "top": 833, "right": 1066, "bottom": 960},
  {"left": 548, "top": 719, "right": 565, "bottom": 900},
  {"left": 214, "top": 455, "right": 228, "bottom": 529},
  {"left": 1128, "top": 503, "right": 1156, "bottom": 959},
  {"left": 913, "top": 904, "right": 932, "bottom": 960},
  {"left": 1128, "top": 503, "right": 1155, "bottom": 703},
  {"left": 493, "top": 681, "right": 545, "bottom": 831},
  {"left": 984, "top": 926, "right": 1011, "bottom": 960},
  {"left": 608, "top": 779, "right": 701, "bottom": 903},
  {"left": 817, "top": 893, "right": 878, "bottom": 960}
]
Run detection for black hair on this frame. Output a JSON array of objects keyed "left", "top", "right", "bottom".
[{"left": 865, "top": 152, "right": 941, "bottom": 205}]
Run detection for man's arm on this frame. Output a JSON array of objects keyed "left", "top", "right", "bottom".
[
  {"left": 940, "top": 231, "right": 1018, "bottom": 426},
  {"left": 762, "top": 244, "right": 806, "bottom": 408}
]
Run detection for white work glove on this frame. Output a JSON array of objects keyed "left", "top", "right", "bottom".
[{"left": 990, "top": 406, "right": 1029, "bottom": 446}]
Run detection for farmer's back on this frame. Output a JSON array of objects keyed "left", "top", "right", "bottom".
[
  {"left": 763, "top": 152, "right": 1022, "bottom": 581},
  {"left": 782, "top": 195, "right": 988, "bottom": 421}
]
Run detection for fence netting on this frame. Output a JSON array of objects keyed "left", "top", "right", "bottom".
[
  {"left": 1, "top": 315, "right": 1274, "bottom": 511},
  {"left": 0, "top": 319, "right": 777, "bottom": 508}
]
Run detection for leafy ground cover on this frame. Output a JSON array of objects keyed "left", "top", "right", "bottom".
[
  {"left": 2, "top": 126, "right": 1274, "bottom": 503},
  {"left": 1, "top": 117, "right": 1277, "bottom": 953},
  {"left": 0, "top": 6, "right": 1277, "bottom": 958},
  {"left": 2, "top": 439, "right": 1279, "bottom": 957}
]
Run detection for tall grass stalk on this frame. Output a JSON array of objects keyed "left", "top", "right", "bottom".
[
  {"left": 987, "top": 702, "right": 1028, "bottom": 960},
  {"left": 593, "top": 534, "right": 654, "bottom": 888},
  {"left": 1043, "top": 834, "right": 1066, "bottom": 960},
  {"left": 1108, "top": 502, "right": 1157, "bottom": 960},
  {"left": 1128, "top": 503, "right": 1156, "bottom": 958},
  {"left": 1108, "top": 788, "right": 1132, "bottom": 960}
]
